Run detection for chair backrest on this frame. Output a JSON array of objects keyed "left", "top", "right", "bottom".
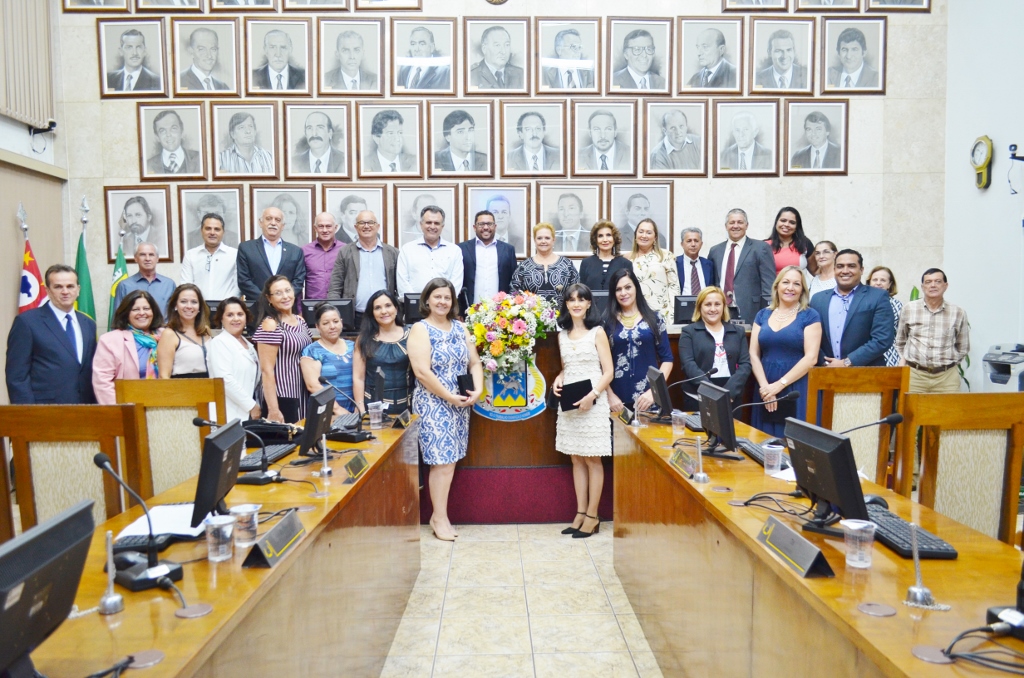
[
  {"left": 0, "top": 441, "right": 14, "bottom": 545},
  {"left": 806, "top": 367, "right": 910, "bottom": 490},
  {"left": 0, "top": 404, "right": 146, "bottom": 541},
  {"left": 116, "top": 378, "right": 226, "bottom": 497},
  {"left": 901, "top": 393, "right": 1024, "bottom": 546}
]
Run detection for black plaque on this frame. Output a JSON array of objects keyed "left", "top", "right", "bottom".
[
  {"left": 756, "top": 515, "right": 834, "bottom": 578},
  {"left": 242, "top": 509, "right": 305, "bottom": 568}
]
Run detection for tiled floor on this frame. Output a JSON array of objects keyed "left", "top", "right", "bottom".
[{"left": 381, "top": 522, "right": 663, "bottom": 678}]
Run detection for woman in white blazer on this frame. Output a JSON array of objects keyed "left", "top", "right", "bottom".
[
  {"left": 207, "top": 297, "right": 260, "bottom": 422},
  {"left": 93, "top": 290, "right": 164, "bottom": 405}
]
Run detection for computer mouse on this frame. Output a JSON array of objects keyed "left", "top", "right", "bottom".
[{"left": 863, "top": 494, "right": 889, "bottom": 510}]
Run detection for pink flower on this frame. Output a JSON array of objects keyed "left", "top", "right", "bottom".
[
  {"left": 511, "top": 319, "right": 528, "bottom": 335},
  {"left": 493, "top": 292, "right": 507, "bottom": 302},
  {"left": 485, "top": 331, "right": 497, "bottom": 342},
  {"left": 485, "top": 359, "right": 498, "bottom": 372}
]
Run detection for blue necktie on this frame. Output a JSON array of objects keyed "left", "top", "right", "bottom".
[{"left": 64, "top": 313, "right": 78, "bottom": 363}]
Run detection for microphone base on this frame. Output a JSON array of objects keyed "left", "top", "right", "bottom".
[
  {"left": 326, "top": 430, "right": 373, "bottom": 444},
  {"left": 236, "top": 470, "right": 278, "bottom": 485},
  {"left": 987, "top": 607, "right": 1024, "bottom": 639},
  {"left": 115, "top": 560, "right": 183, "bottom": 592}
]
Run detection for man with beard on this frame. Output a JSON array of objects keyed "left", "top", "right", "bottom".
[{"left": 118, "top": 196, "right": 166, "bottom": 256}]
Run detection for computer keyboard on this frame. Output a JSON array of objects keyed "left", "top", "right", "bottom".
[
  {"left": 238, "top": 442, "right": 298, "bottom": 472},
  {"left": 113, "top": 533, "right": 175, "bottom": 554},
  {"left": 331, "top": 412, "right": 362, "bottom": 431},
  {"left": 684, "top": 413, "right": 704, "bottom": 432},
  {"left": 866, "top": 504, "right": 958, "bottom": 560},
  {"left": 735, "top": 437, "right": 791, "bottom": 470}
]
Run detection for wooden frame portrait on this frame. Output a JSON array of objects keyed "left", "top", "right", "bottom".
[
  {"left": 98, "top": 20, "right": 168, "bottom": 99},
  {"left": 500, "top": 100, "right": 567, "bottom": 177},
  {"left": 284, "top": 0, "right": 346, "bottom": 9},
  {"left": 136, "top": 0, "right": 203, "bottom": 13},
  {"left": 285, "top": 102, "right": 351, "bottom": 179},
  {"left": 750, "top": 17, "right": 815, "bottom": 95},
  {"left": 678, "top": 18, "right": 743, "bottom": 94},
  {"left": 172, "top": 19, "right": 239, "bottom": 97},
  {"left": 796, "top": 0, "right": 860, "bottom": 11},
  {"left": 465, "top": 184, "right": 531, "bottom": 257},
  {"left": 607, "top": 18, "right": 673, "bottom": 95},
  {"left": 355, "top": 0, "right": 421, "bottom": 10},
  {"left": 572, "top": 100, "right": 637, "bottom": 177},
  {"left": 723, "top": 0, "right": 787, "bottom": 11},
  {"left": 463, "top": 18, "right": 531, "bottom": 96},
  {"left": 355, "top": 102, "right": 423, "bottom": 179},
  {"left": 64, "top": 0, "right": 127, "bottom": 13},
  {"left": 427, "top": 101, "right": 493, "bottom": 178},
  {"left": 211, "top": 102, "right": 279, "bottom": 180},
  {"left": 251, "top": 184, "right": 315, "bottom": 246},
  {"left": 644, "top": 100, "right": 708, "bottom": 177},
  {"left": 210, "top": 0, "right": 277, "bottom": 11},
  {"left": 137, "top": 102, "right": 207, "bottom": 181},
  {"left": 394, "top": 184, "right": 459, "bottom": 249},
  {"left": 536, "top": 18, "right": 602, "bottom": 94},
  {"left": 245, "top": 19, "right": 312, "bottom": 97},
  {"left": 178, "top": 185, "right": 244, "bottom": 254},
  {"left": 713, "top": 99, "right": 779, "bottom": 177},
  {"left": 867, "top": 0, "right": 928, "bottom": 11},
  {"left": 608, "top": 182, "right": 674, "bottom": 253},
  {"left": 536, "top": 182, "right": 603, "bottom": 257},
  {"left": 104, "top": 186, "right": 173, "bottom": 263},
  {"left": 821, "top": 17, "right": 886, "bottom": 94},
  {"left": 322, "top": 185, "right": 387, "bottom": 245},
  {"left": 391, "top": 18, "right": 457, "bottom": 96},
  {"left": 318, "top": 19, "right": 384, "bottom": 96},
  {"left": 784, "top": 99, "right": 848, "bottom": 175}
]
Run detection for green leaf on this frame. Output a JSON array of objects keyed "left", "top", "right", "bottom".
[{"left": 909, "top": 286, "right": 920, "bottom": 301}]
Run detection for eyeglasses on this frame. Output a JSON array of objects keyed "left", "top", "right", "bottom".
[
  {"left": 628, "top": 46, "right": 656, "bottom": 56},
  {"left": 356, "top": 220, "right": 378, "bottom": 226},
  {"left": 560, "top": 44, "right": 583, "bottom": 53},
  {"left": 475, "top": 221, "right": 495, "bottom": 227}
]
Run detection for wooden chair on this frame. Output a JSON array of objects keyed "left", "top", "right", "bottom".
[
  {"left": 1, "top": 442, "right": 14, "bottom": 545},
  {"left": 806, "top": 366, "right": 910, "bottom": 491},
  {"left": 0, "top": 404, "right": 147, "bottom": 543},
  {"left": 900, "top": 393, "right": 1024, "bottom": 546},
  {"left": 116, "top": 378, "right": 226, "bottom": 498}
]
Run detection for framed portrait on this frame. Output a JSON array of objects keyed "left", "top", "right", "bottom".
[
  {"left": 355, "top": 102, "right": 423, "bottom": 179},
  {"left": 391, "top": 18, "right": 457, "bottom": 96},
  {"left": 285, "top": 103, "right": 350, "bottom": 179},
  {"left": 821, "top": 17, "right": 886, "bottom": 94},
  {"left": 245, "top": 19, "right": 311, "bottom": 97},
  {"left": 723, "top": 0, "right": 787, "bottom": 10},
  {"left": 749, "top": 18, "right": 815, "bottom": 95},
  {"left": 285, "top": 0, "right": 346, "bottom": 9},
  {"left": 211, "top": 103, "right": 279, "bottom": 180},
  {"left": 713, "top": 99, "right": 779, "bottom": 177},
  {"left": 606, "top": 18, "right": 672, "bottom": 95},
  {"left": 427, "top": 101, "right": 493, "bottom": 178},
  {"left": 465, "top": 184, "right": 531, "bottom": 258},
  {"left": 64, "top": 0, "right": 128, "bottom": 13},
  {"left": 867, "top": 0, "right": 928, "bottom": 11},
  {"left": 137, "top": 102, "right": 207, "bottom": 181},
  {"left": 323, "top": 185, "right": 386, "bottom": 245},
  {"left": 536, "top": 18, "right": 601, "bottom": 94},
  {"left": 136, "top": 0, "right": 203, "bottom": 12},
  {"left": 394, "top": 184, "right": 459, "bottom": 249},
  {"left": 251, "top": 185, "right": 315, "bottom": 246},
  {"left": 572, "top": 100, "right": 636, "bottom": 177},
  {"left": 178, "top": 185, "right": 244, "bottom": 254},
  {"left": 644, "top": 100, "right": 707, "bottom": 177},
  {"left": 172, "top": 19, "right": 239, "bottom": 97},
  {"left": 608, "top": 182, "right": 673, "bottom": 253},
  {"left": 678, "top": 18, "right": 743, "bottom": 94},
  {"left": 537, "top": 182, "right": 603, "bottom": 257},
  {"left": 355, "top": 0, "right": 421, "bottom": 9},
  {"left": 97, "top": 20, "right": 167, "bottom": 99},
  {"left": 318, "top": 19, "right": 384, "bottom": 97},
  {"left": 210, "top": 0, "right": 277, "bottom": 11},
  {"left": 463, "top": 18, "right": 531, "bottom": 96},
  {"left": 784, "top": 99, "right": 848, "bottom": 175},
  {"left": 796, "top": 0, "right": 860, "bottom": 11},
  {"left": 500, "top": 100, "right": 567, "bottom": 177},
  {"left": 104, "top": 186, "right": 173, "bottom": 263}
]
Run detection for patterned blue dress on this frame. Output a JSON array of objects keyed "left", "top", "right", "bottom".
[
  {"left": 301, "top": 340, "right": 355, "bottom": 410},
  {"left": 413, "top": 320, "right": 470, "bottom": 466},
  {"left": 609, "top": 312, "right": 673, "bottom": 408},
  {"left": 750, "top": 307, "right": 822, "bottom": 437}
]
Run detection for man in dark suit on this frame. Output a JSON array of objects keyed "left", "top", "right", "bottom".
[
  {"left": 6, "top": 265, "right": 96, "bottom": 404},
  {"left": 106, "top": 29, "right": 161, "bottom": 92},
  {"left": 675, "top": 227, "right": 715, "bottom": 298},
  {"left": 541, "top": 28, "right": 595, "bottom": 89},
  {"left": 469, "top": 26, "right": 525, "bottom": 90},
  {"left": 790, "top": 111, "right": 842, "bottom": 170},
  {"left": 687, "top": 28, "right": 737, "bottom": 88},
  {"left": 810, "top": 249, "right": 894, "bottom": 367},
  {"left": 611, "top": 29, "right": 665, "bottom": 91},
  {"left": 719, "top": 113, "right": 772, "bottom": 171},
  {"left": 506, "top": 111, "right": 560, "bottom": 172},
  {"left": 291, "top": 111, "right": 345, "bottom": 175},
  {"left": 577, "top": 110, "right": 631, "bottom": 172},
  {"left": 324, "top": 31, "right": 378, "bottom": 91},
  {"left": 362, "top": 109, "right": 417, "bottom": 174},
  {"left": 179, "top": 28, "right": 230, "bottom": 92},
  {"left": 396, "top": 27, "right": 451, "bottom": 91},
  {"left": 707, "top": 209, "right": 776, "bottom": 324},
  {"left": 145, "top": 110, "right": 201, "bottom": 176},
  {"left": 251, "top": 30, "right": 306, "bottom": 91},
  {"left": 434, "top": 110, "right": 488, "bottom": 173},
  {"left": 826, "top": 27, "right": 879, "bottom": 88},
  {"left": 753, "top": 29, "right": 807, "bottom": 90},
  {"left": 458, "top": 210, "right": 518, "bottom": 314},
  {"left": 236, "top": 206, "right": 307, "bottom": 302}
]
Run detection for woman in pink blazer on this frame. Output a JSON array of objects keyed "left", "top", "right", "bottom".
[{"left": 92, "top": 290, "right": 164, "bottom": 404}]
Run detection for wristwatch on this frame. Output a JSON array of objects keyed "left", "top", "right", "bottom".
[
  {"left": 780, "top": 378, "right": 788, "bottom": 387},
  {"left": 843, "top": 358, "right": 852, "bottom": 367}
]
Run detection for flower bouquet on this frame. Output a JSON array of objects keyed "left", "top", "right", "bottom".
[{"left": 467, "top": 291, "right": 559, "bottom": 376}]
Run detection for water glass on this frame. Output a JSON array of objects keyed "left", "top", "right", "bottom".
[
  {"left": 367, "top": 402, "right": 385, "bottom": 430},
  {"left": 205, "top": 515, "right": 236, "bottom": 563},
  {"left": 840, "top": 519, "right": 877, "bottom": 569},
  {"left": 229, "top": 504, "right": 261, "bottom": 549},
  {"left": 763, "top": 444, "right": 785, "bottom": 475},
  {"left": 671, "top": 410, "right": 687, "bottom": 437}
]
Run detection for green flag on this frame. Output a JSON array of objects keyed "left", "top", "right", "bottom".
[
  {"left": 108, "top": 244, "right": 129, "bottom": 327},
  {"left": 74, "top": 231, "right": 95, "bottom": 321}
]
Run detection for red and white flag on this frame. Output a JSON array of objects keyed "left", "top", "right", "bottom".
[{"left": 19, "top": 239, "right": 44, "bottom": 313}]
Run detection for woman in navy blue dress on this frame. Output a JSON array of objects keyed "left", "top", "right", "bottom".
[{"left": 749, "top": 265, "right": 822, "bottom": 437}]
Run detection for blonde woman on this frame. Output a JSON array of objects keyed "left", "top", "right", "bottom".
[
  {"left": 624, "top": 218, "right": 680, "bottom": 321},
  {"left": 510, "top": 223, "right": 579, "bottom": 303}
]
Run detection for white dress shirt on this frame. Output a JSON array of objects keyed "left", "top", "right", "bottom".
[
  {"left": 161, "top": 147, "right": 184, "bottom": 169},
  {"left": 267, "top": 65, "right": 291, "bottom": 90},
  {"left": 207, "top": 331, "right": 258, "bottom": 422},
  {"left": 591, "top": 143, "right": 618, "bottom": 171},
  {"left": 49, "top": 303, "right": 82, "bottom": 362},
  {"left": 396, "top": 238, "right": 464, "bottom": 296},
  {"left": 840, "top": 64, "right": 864, "bottom": 87},
  {"left": 523, "top": 146, "right": 545, "bottom": 171},
  {"left": 679, "top": 256, "right": 707, "bottom": 295},
  {"left": 180, "top": 242, "right": 240, "bottom": 301},
  {"left": 736, "top": 144, "right": 755, "bottom": 171},
  {"left": 377, "top": 150, "right": 402, "bottom": 173},
  {"left": 449, "top": 149, "right": 473, "bottom": 172},
  {"left": 263, "top": 237, "right": 283, "bottom": 274},
  {"left": 474, "top": 239, "right": 500, "bottom": 303},
  {"left": 190, "top": 64, "right": 217, "bottom": 90}
]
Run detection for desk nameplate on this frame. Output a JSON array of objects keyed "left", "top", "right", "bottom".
[
  {"left": 756, "top": 515, "right": 834, "bottom": 578},
  {"left": 243, "top": 509, "right": 305, "bottom": 568}
]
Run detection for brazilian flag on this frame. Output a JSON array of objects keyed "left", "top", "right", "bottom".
[
  {"left": 108, "top": 245, "right": 129, "bottom": 328},
  {"left": 73, "top": 231, "right": 95, "bottom": 322}
]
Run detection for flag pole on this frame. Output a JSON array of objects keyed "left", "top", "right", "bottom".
[{"left": 17, "top": 202, "right": 27, "bottom": 238}]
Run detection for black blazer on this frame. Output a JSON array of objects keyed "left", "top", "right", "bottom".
[
  {"left": 236, "top": 238, "right": 307, "bottom": 302},
  {"left": 578, "top": 256, "right": 633, "bottom": 294},
  {"left": 457, "top": 239, "right": 517, "bottom": 314},
  {"left": 678, "top": 321, "right": 751, "bottom": 407},
  {"left": 5, "top": 307, "right": 97, "bottom": 404}
]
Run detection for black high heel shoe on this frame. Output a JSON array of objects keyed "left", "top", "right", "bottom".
[
  {"left": 561, "top": 512, "right": 586, "bottom": 535},
  {"left": 572, "top": 514, "right": 600, "bottom": 539}
]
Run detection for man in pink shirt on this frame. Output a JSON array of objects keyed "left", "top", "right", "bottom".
[{"left": 302, "top": 212, "right": 343, "bottom": 299}]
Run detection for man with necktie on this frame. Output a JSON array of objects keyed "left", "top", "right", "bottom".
[
  {"left": 687, "top": 28, "right": 737, "bottom": 89},
  {"left": 469, "top": 26, "right": 525, "bottom": 90},
  {"left": 826, "top": 27, "right": 880, "bottom": 89},
  {"left": 145, "top": 110, "right": 201, "bottom": 176},
  {"left": 251, "top": 29, "right": 306, "bottom": 91},
  {"left": 290, "top": 111, "right": 345, "bottom": 175},
  {"left": 753, "top": 29, "right": 808, "bottom": 90},
  {"left": 541, "top": 28, "right": 595, "bottom": 90},
  {"left": 707, "top": 209, "right": 775, "bottom": 324},
  {"left": 179, "top": 27, "right": 231, "bottom": 92},
  {"left": 505, "top": 111, "right": 561, "bottom": 173},
  {"left": 718, "top": 113, "right": 772, "bottom": 172},
  {"left": 396, "top": 27, "right": 451, "bottom": 91},
  {"left": 362, "top": 109, "right": 417, "bottom": 174},
  {"left": 433, "top": 110, "right": 488, "bottom": 173},
  {"left": 106, "top": 29, "right": 162, "bottom": 92},
  {"left": 790, "top": 111, "right": 842, "bottom": 170},
  {"left": 577, "top": 110, "right": 632, "bottom": 173},
  {"left": 611, "top": 29, "right": 665, "bottom": 91},
  {"left": 675, "top": 228, "right": 716, "bottom": 298},
  {"left": 324, "top": 30, "right": 378, "bottom": 91}
]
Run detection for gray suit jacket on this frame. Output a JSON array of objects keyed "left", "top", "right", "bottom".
[
  {"left": 790, "top": 141, "right": 842, "bottom": 169},
  {"left": 687, "top": 60, "right": 737, "bottom": 88},
  {"left": 506, "top": 144, "right": 560, "bottom": 172},
  {"left": 434, "top": 149, "right": 488, "bottom": 172},
  {"left": 396, "top": 64, "right": 450, "bottom": 90},
  {"left": 327, "top": 240, "right": 398, "bottom": 300},
  {"left": 719, "top": 142, "right": 773, "bottom": 171},
  {"left": 827, "top": 65, "right": 880, "bottom": 88},
  {"left": 324, "top": 67, "right": 378, "bottom": 90},
  {"left": 146, "top": 148, "right": 201, "bottom": 175},
  {"left": 611, "top": 68, "right": 664, "bottom": 90},
  {"left": 179, "top": 68, "right": 229, "bottom": 91},
  {"left": 577, "top": 143, "right": 632, "bottom": 172},
  {"left": 707, "top": 238, "right": 776, "bottom": 324},
  {"left": 291, "top": 148, "right": 346, "bottom": 174},
  {"left": 469, "top": 61, "right": 525, "bottom": 89},
  {"left": 362, "top": 150, "right": 417, "bottom": 173},
  {"left": 754, "top": 64, "right": 807, "bottom": 89}
]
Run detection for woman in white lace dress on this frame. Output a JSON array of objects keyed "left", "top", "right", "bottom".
[
  {"left": 625, "top": 219, "right": 680, "bottom": 322},
  {"left": 551, "top": 284, "right": 614, "bottom": 539}
]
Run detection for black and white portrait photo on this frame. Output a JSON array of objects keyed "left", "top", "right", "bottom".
[
  {"left": 867, "top": 0, "right": 929, "bottom": 11},
  {"left": 212, "top": 103, "right": 278, "bottom": 179},
  {"left": 785, "top": 100, "right": 848, "bottom": 175},
  {"left": 285, "top": 104, "right": 350, "bottom": 179},
  {"left": 172, "top": 19, "right": 238, "bottom": 96},
  {"left": 246, "top": 19, "right": 311, "bottom": 96},
  {"left": 395, "top": 185, "right": 458, "bottom": 248},
  {"left": 796, "top": 0, "right": 858, "bottom": 10},
  {"left": 318, "top": 19, "right": 383, "bottom": 96},
  {"left": 428, "top": 102, "right": 492, "bottom": 177},
  {"left": 714, "top": 100, "right": 779, "bottom": 177},
  {"left": 750, "top": 18, "right": 814, "bottom": 94},
  {"left": 65, "top": 0, "right": 128, "bottom": 11},
  {"left": 464, "top": 18, "right": 530, "bottom": 95},
  {"left": 573, "top": 101, "right": 636, "bottom": 176},
  {"left": 536, "top": 19, "right": 601, "bottom": 93},
  {"left": 137, "top": 103, "right": 206, "bottom": 181},
  {"left": 322, "top": 185, "right": 385, "bottom": 245},
  {"left": 723, "top": 0, "right": 787, "bottom": 10},
  {"left": 391, "top": 19, "right": 456, "bottom": 95},
  {"left": 645, "top": 101, "right": 707, "bottom": 176},
  {"left": 678, "top": 18, "right": 743, "bottom": 94},
  {"left": 466, "top": 184, "right": 530, "bottom": 257},
  {"left": 285, "top": 0, "right": 347, "bottom": 9},
  {"left": 210, "top": 0, "right": 277, "bottom": 10},
  {"left": 251, "top": 186, "right": 314, "bottom": 246},
  {"left": 607, "top": 19, "right": 672, "bottom": 94},
  {"left": 355, "top": 0, "right": 421, "bottom": 9},
  {"left": 136, "top": 0, "right": 202, "bottom": 13},
  {"left": 356, "top": 103, "right": 422, "bottom": 178},
  {"left": 608, "top": 183, "right": 672, "bottom": 252},
  {"left": 179, "top": 186, "right": 243, "bottom": 251},
  {"left": 538, "top": 183, "right": 602, "bottom": 256},
  {"left": 104, "top": 186, "right": 173, "bottom": 263},
  {"left": 98, "top": 20, "right": 166, "bottom": 98},
  {"left": 501, "top": 101, "right": 566, "bottom": 177},
  {"left": 822, "top": 18, "right": 886, "bottom": 94}
]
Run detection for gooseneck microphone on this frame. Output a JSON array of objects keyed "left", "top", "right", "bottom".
[
  {"left": 839, "top": 413, "right": 904, "bottom": 435},
  {"left": 319, "top": 376, "right": 372, "bottom": 443},
  {"left": 667, "top": 367, "right": 719, "bottom": 392},
  {"left": 731, "top": 390, "right": 800, "bottom": 415}
]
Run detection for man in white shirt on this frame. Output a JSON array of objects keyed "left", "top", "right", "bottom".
[
  {"left": 363, "top": 109, "right": 417, "bottom": 173},
  {"left": 754, "top": 29, "right": 807, "bottom": 90},
  {"left": 826, "top": 27, "right": 879, "bottom": 88},
  {"left": 396, "top": 205, "right": 464, "bottom": 296},
  {"left": 542, "top": 29, "right": 595, "bottom": 89},
  {"left": 674, "top": 227, "right": 715, "bottom": 297},
  {"left": 505, "top": 111, "right": 560, "bottom": 172},
  {"left": 790, "top": 111, "right": 842, "bottom": 169},
  {"left": 433, "top": 110, "right": 488, "bottom": 173},
  {"left": 324, "top": 31, "right": 378, "bottom": 91},
  {"left": 179, "top": 28, "right": 230, "bottom": 91},
  {"left": 180, "top": 213, "right": 239, "bottom": 301},
  {"left": 687, "top": 28, "right": 737, "bottom": 89},
  {"left": 457, "top": 210, "right": 518, "bottom": 314},
  {"left": 718, "top": 113, "right": 772, "bottom": 171}
]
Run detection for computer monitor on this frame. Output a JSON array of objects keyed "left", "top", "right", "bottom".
[
  {"left": 207, "top": 299, "right": 223, "bottom": 329},
  {"left": 0, "top": 500, "right": 94, "bottom": 678},
  {"left": 673, "top": 296, "right": 697, "bottom": 325},
  {"left": 190, "top": 419, "right": 246, "bottom": 527},
  {"left": 369, "top": 366, "right": 386, "bottom": 404},
  {"left": 404, "top": 293, "right": 423, "bottom": 323},
  {"left": 297, "top": 385, "right": 339, "bottom": 457},
  {"left": 301, "top": 299, "right": 356, "bottom": 331},
  {"left": 645, "top": 366, "right": 673, "bottom": 424},
  {"left": 697, "top": 381, "right": 738, "bottom": 453},
  {"left": 728, "top": 304, "right": 742, "bottom": 323},
  {"left": 591, "top": 290, "right": 609, "bottom": 318}
]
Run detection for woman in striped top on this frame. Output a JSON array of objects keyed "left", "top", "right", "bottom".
[{"left": 252, "top": 275, "right": 313, "bottom": 424}]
